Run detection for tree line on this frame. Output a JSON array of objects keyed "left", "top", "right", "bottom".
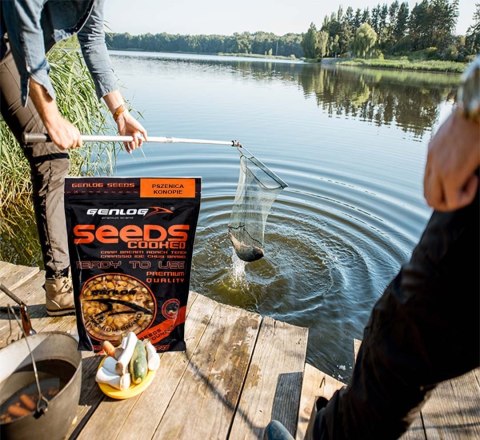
[
  {"left": 106, "top": 1, "right": 479, "bottom": 62},
  {"left": 303, "top": 0, "right": 479, "bottom": 61},
  {"left": 106, "top": 32, "right": 303, "bottom": 58}
]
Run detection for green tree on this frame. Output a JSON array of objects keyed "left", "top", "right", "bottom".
[
  {"left": 466, "top": 3, "right": 480, "bottom": 55},
  {"left": 317, "top": 31, "right": 329, "bottom": 58},
  {"left": 379, "top": 4, "right": 389, "bottom": 31},
  {"left": 340, "top": 7, "right": 355, "bottom": 55},
  {"left": 354, "top": 8, "right": 363, "bottom": 28},
  {"left": 371, "top": 5, "right": 381, "bottom": 33},
  {"left": 235, "top": 32, "right": 252, "bottom": 53},
  {"left": 321, "top": 11, "right": 343, "bottom": 55},
  {"left": 302, "top": 23, "right": 319, "bottom": 58},
  {"left": 351, "top": 23, "right": 378, "bottom": 58},
  {"left": 431, "top": 0, "right": 459, "bottom": 49},
  {"left": 394, "top": 2, "right": 410, "bottom": 40},
  {"left": 386, "top": 1, "right": 399, "bottom": 44},
  {"left": 362, "top": 8, "right": 371, "bottom": 25},
  {"left": 409, "top": 0, "right": 458, "bottom": 51},
  {"left": 344, "top": 6, "right": 355, "bottom": 28},
  {"left": 389, "top": 0, "right": 400, "bottom": 24},
  {"left": 329, "top": 34, "right": 341, "bottom": 57}
]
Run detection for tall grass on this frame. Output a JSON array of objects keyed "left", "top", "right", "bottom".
[{"left": 0, "top": 38, "right": 119, "bottom": 266}]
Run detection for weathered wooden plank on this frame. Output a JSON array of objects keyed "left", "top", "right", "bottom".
[
  {"left": 229, "top": 317, "right": 308, "bottom": 440},
  {"left": 421, "top": 369, "right": 480, "bottom": 439},
  {"left": 0, "top": 271, "right": 47, "bottom": 347},
  {"left": 151, "top": 303, "right": 262, "bottom": 440},
  {"left": 0, "top": 262, "right": 39, "bottom": 290},
  {"left": 76, "top": 292, "right": 220, "bottom": 440},
  {"left": 64, "top": 350, "right": 105, "bottom": 439},
  {"left": 0, "top": 261, "right": 21, "bottom": 278},
  {"left": 353, "top": 338, "right": 362, "bottom": 360},
  {"left": 0, "top": 261, "right": 13, "bottom": 277},
  {"left": 0, "top": 276, "right": 77, "bottom": 350},
  {"left": 400, "top": 415, "right": 426, "bottom": 440},
  {"left": 473, "top": 368, "right": 480, "bottom": 388},
  {"left": 296, "top": 363, "right": 345, "bottom": 440},
  {"left": 0, "top": 269, "right": 45, "bottom": 307}
]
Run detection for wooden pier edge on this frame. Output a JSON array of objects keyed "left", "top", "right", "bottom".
[{"left": 1, "top": 261, "right": 478, "bottom": 439}]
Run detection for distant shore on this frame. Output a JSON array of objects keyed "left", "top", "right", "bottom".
[
  {"left": 109, "top": 48, "right": 467, "bottom": 74},
  {"left": 317, "top": 57, "right": 467, "bottom": 74}
]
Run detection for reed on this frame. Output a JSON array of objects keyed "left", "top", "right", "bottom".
[{"left": 0, "top": 38, "right": 119, "bottom": 265}]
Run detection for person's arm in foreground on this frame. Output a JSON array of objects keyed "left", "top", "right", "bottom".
[
  {"left": 424, "top": 59, "right": 480, "bottom": 212},
  {"left": 78, "top": 0, "right": 147, "bottom": 153},
  {"left": 29, "top": 79, "right": 83, "bottom": 150},
  {"left": 103, "top": 91, "right": 148, "bottom": 153}
]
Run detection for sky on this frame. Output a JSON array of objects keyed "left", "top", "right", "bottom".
[{"left": 104, "top": 0, "right": 476, "bottom": 37}]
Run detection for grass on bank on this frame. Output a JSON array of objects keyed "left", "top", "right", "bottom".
[
  {"left": 0, "top": 38, "right": 119, "bottom": 266},
  {"left": 334, "top": 57, "right": 467, "bottom": 74}
]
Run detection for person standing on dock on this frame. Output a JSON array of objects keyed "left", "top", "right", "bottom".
[
  {"left": 0, "top": 0, "right": 147, "bottom": 316},
  {"left": 265, "top": 57, "right": 480, "bottom": 440}
]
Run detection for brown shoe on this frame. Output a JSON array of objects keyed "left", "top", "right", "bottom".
[{"left": 44, "top": 276, "right": 75, "bottom": 316}]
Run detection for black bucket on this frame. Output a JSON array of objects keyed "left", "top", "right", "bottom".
[{"left": 0, "top": 332, "right": 82, "bottom": 440}]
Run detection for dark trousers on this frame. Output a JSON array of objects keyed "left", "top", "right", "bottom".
[
  {"left": 0, "top": 49, "right": 70, "bottom": 278},
  {"left": 313, "top": 185, "right": 480, "bottom": 439}
]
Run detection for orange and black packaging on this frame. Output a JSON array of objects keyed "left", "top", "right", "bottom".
[{"left": 64, "top": 177, "right": 201, "bottom": 352}]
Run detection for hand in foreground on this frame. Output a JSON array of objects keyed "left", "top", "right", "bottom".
[
  {"left": 115, "top": 111, "right": 148, "bottom": 153},
  {"left": 45, "top": 115, "right": 83, "bottom": 150},
  {"left": 424, "top": 110, "right": 480, "bottom": 211}
]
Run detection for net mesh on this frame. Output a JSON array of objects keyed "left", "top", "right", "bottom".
[{"left": 228, "top": 148, "right": 287, "bottom": 262}]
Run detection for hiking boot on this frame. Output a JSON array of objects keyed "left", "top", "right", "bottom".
[
  {"left": 44, "top": 276, "right": 75, "bottom": 316},
  {"left": 264, "top": 420, "right": 294, "bottom": 440}
]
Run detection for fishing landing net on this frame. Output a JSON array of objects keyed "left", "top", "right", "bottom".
[{"left": 228, "top": 147, "right": 287, "bottom": 262}]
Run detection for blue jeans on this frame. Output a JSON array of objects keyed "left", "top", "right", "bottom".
[{"left": 312, "top": 182, "right": 479, "bottom": 439}]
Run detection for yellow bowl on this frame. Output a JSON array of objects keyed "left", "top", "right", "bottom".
[{"left": 97, "top": 357, "right": 155, "bottom": 400}]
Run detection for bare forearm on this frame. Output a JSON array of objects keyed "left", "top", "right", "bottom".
[
  {"left": 103, "top": 90, "right": 148, "bottom": 152},
  {"left": 29, "top": 79, "right": 62, "bottom": 130},
  {"left": 103, "top": 90, "right": 125, "bottom": 115},
  {"left": 29, "top": 79, "right": 82, "bottom": 150}
]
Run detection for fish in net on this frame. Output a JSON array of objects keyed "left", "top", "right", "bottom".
[{"left": 228, "top": 147, "right": 287, "bottom": 262}]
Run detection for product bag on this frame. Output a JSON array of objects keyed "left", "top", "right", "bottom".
[{"left": 64, "top": 177, "right": 201, "bottom": 352}]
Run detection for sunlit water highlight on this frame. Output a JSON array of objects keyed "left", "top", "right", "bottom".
[{"left": 231, "top": 251, "right": 247, "bottom": 283}]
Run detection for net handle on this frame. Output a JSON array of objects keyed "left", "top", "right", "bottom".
[
  {"left": 23, "top": 133, "right": 287, "bottom": 188},
  {"left": 23, "top": 132, "right": 241, "bottom": 147}
]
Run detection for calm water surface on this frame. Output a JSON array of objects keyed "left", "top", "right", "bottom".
[{"left": 108, "top": 51, "right": 460, "bottom": 380}]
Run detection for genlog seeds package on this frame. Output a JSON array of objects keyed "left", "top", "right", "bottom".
[{"left": 64, "top": 177, "right": 201, "bottom": 352}]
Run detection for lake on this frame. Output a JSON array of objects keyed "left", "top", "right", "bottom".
[
  {"left": 7, "top": 50, "right": 462, "bottom": 381},
  {"left": 107, "top": 51, "right": 462, "bottom": 380}
]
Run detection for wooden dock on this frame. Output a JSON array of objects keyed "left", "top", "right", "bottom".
[{"left": 0, "top": 261, "right": 479, "bottom": 439}]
